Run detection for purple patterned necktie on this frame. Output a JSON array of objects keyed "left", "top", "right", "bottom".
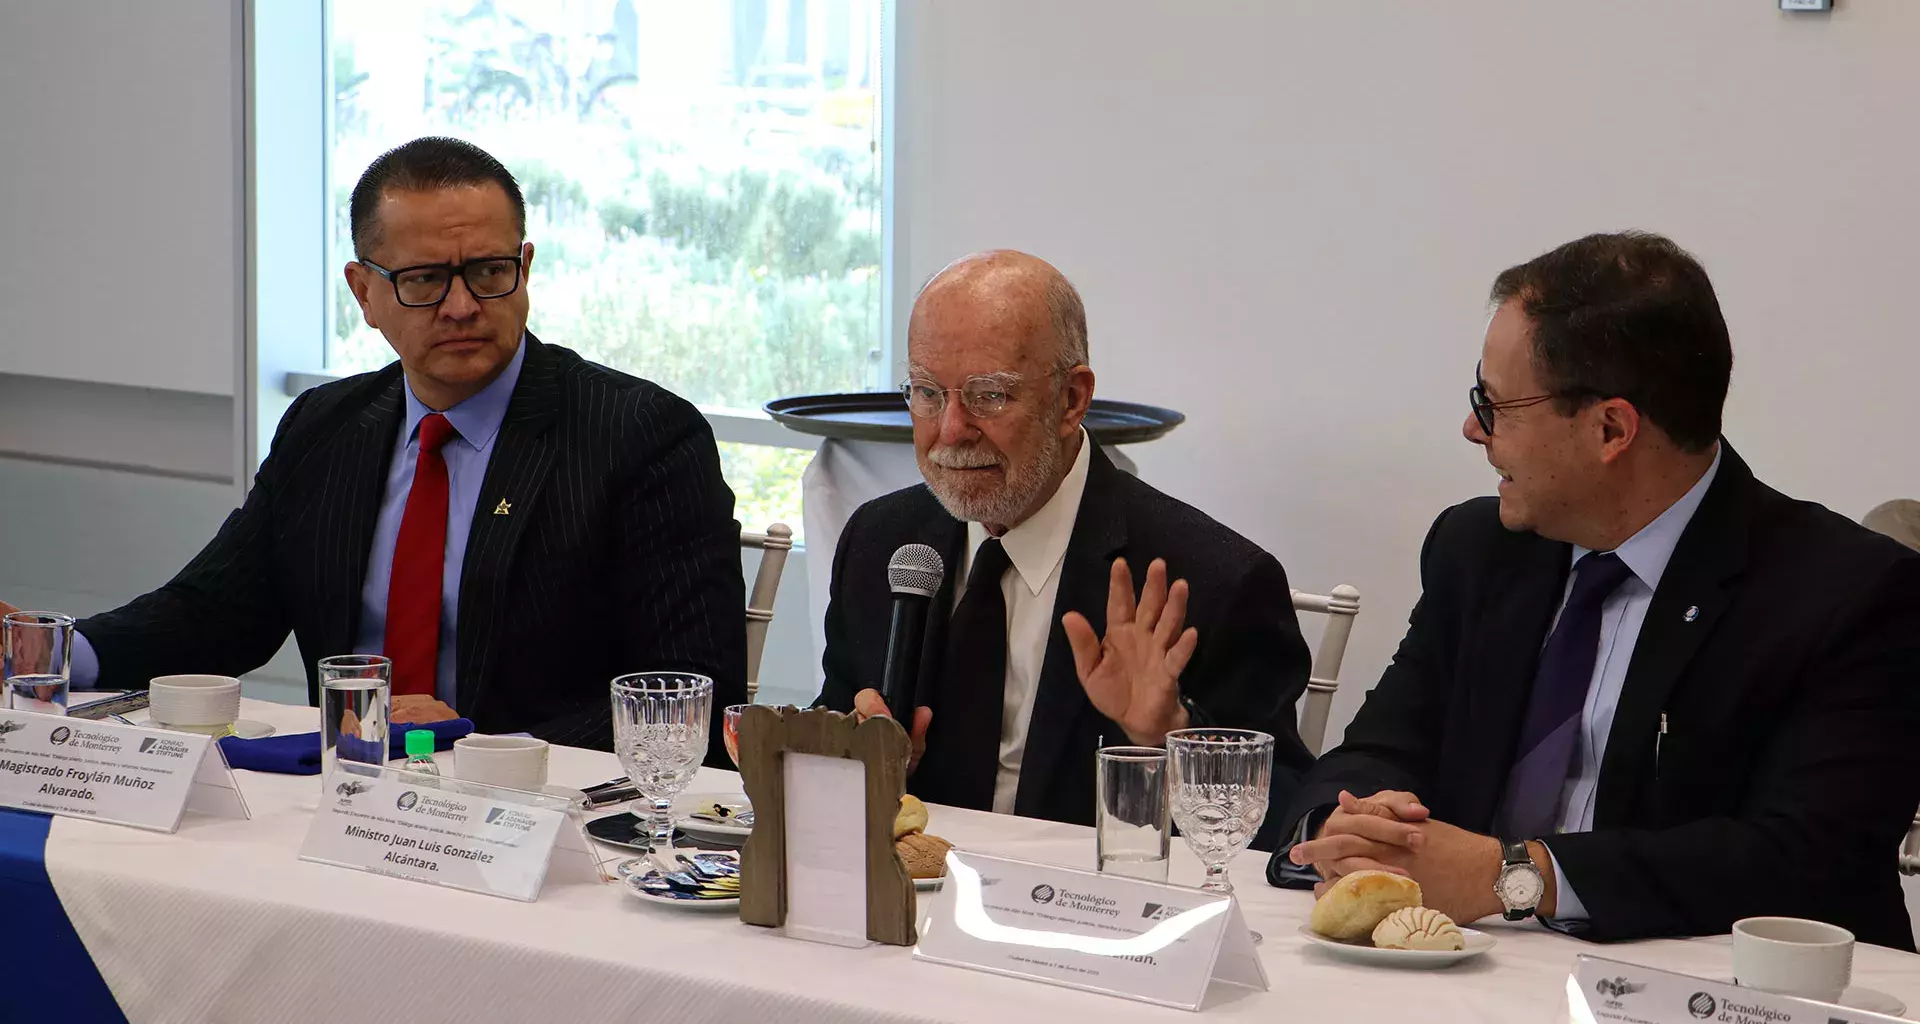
[{"left": 1496, "top": 551, "right": 1635, "bottom": 839}]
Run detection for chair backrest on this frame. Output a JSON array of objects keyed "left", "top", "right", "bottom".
[
  {"left": 1290, "top": 584, "right": 1361, "bottom": 756},
  {"left": 741, "top": 523, "right": 795, "bottom": 704},
  {"left": 1901, "top": 809, "right": 1920, "bottom": 877},
  {"left": 1863, "top": 499, "right": 1920, "bottom": 553},
  {"left": 1859, "top": 505, "right": 1920, "bottom": 877}
]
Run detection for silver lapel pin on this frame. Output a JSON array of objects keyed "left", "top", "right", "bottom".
[{"left": 1683, "top": 605, "right": 1699, "bottom": 622}]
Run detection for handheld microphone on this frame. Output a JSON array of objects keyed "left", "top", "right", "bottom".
[{"left": 882, "top": 544, "right": 945, "bottom": 723}]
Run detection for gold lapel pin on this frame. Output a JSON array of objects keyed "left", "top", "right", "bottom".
[{"left": 494, "top": 499, "right": 512, "bottom": 516}]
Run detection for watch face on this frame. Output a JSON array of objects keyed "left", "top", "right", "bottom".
[{"left": 1498, "top": 864, "right": 1545, "bottom": 906}]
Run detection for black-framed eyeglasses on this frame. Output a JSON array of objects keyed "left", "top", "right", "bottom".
[
  {"left": 900, "top": 375, "right": 1020, "bottom": 420},
  {"left": 360, "top": 254, "right": 524, "bottom": 308},
  {"left": 1469, "top": 362, "right": 1601, "bottom": 435}
]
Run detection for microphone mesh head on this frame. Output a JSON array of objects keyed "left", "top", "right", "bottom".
[{"left": 887, "top": 543, "right": 946, "bottom": 597}]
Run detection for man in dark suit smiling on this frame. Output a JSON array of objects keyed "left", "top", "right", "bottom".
[
  {"left": 1277, "top": 232, "right": 1920, "bottom": 949},
  {"left": 1, "top": 137, "right": 746, "bottom": 754},
  {"left": 816, "top": 250, "right": 1313, "bottom": 832}
]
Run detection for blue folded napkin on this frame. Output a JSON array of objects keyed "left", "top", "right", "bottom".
[{"left": 216, "top": 718, "right": 475, "bottom": 776}]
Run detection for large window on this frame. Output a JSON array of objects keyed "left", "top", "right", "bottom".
[{"left": 325, "top": 0, "right": 888, "bottom": 535}]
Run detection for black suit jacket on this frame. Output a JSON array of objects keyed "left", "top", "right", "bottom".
[
  {"left": 78, "top": 335, "right": 747, "bottom": 755},
  {"left": 1271, "top": 444, "right": 1920, "bottom": 950},
  {"left": 817, "top": 440, "right": 1314, "bottom": 838}
]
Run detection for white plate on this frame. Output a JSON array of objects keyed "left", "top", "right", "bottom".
[
  {"left": 1297, "top": 925, "right": 1495, "bottom": 968},
  {"left": 914, "top": 876, "right": 943, "bottom": 892},
  {"left": 678, "top": 823, "right": 750, "bottom": 846},
  {"left": 1831, "top": 986, "right": 1904, "bottom": 1016},
  {"left": 674, "top": 792, "right": 753, "bottom": 838},
  {"left": 621, "top": 872, "right": 740, "bottom": 911},
  {"left": 231, "top": 720, "right": 275, "bottom": 739},
  {"left": 1712, "top": 978, "right": 1905, "bottom": 1016}
]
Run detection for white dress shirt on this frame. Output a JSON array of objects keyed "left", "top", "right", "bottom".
[
  {"left": 1546, "top": 446, "right": 1721, "bottom": 920},
  {"left": 956, "top": 429, "right": 1092, "bottom": 815}
]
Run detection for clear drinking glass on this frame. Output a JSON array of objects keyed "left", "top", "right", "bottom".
[
  {"left": 611, "top": 672, "right": 713, "bottom": 877},
  {"left": 1167, "top": 728, "right": 1274, "bottom": 896},
  {"left": 1096, "top": 745, "right": 1171, "bottom": 881},
  {"left": 3, "top": 611, "right": 75, "bottom": 716},
  {"left": 319, "top": 654, "right": 391, "bottom": 783}
]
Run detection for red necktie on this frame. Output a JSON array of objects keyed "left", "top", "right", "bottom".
[{"left": 385, "top": 412, "right": 457, "bottom": 697}]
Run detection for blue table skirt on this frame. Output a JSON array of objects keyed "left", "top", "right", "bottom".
[{"left": 0, "top": 807, "right": 131, "bottom": 1023}]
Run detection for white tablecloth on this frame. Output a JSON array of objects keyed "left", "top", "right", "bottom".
[
  {"left": 43, "top": 699, "right": 1920, "bottom": 1023},
  {"left": 799, "top": 438, "right": 1138, "bottom": 685}
]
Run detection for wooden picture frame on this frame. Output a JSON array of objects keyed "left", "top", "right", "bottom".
[{"left": 735, "top": 705, "right": 916, "bottom": 946}]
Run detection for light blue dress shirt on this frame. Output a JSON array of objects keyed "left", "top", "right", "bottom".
[
  {"left": 71, "top": 340, "right": 525, "bottom": 703},
  {"left": 350, "top": 339, "right": 525, "bottom": 708},
  {"left": 1547, "top": 446, "right": 1721, "bottom": 921}
]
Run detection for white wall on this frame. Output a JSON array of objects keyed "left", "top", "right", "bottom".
[
  {"left": 0, "top": 0, "right": 244, "bottom": 396},
  {"left": 895, "top": 0, "right": 1920, "bottom": 746},
  {"left": 0, "top": 0, "right": 273, "bottom": 694}
]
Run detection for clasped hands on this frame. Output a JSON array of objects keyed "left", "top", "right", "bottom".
[
  {"left": 853, "top": 557, "right": 1197, "bottom": 771},
  {"left": 1287, "top": 789, "right": 1549, "bottom": 923}
]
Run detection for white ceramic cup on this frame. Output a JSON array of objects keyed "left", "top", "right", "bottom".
[
  {"left": 1732, "top": 916, "right": 1854, "bottom": 1004},
  {"left": 147, "top": 675, "right": 243, "bottom": 736},
  {"left": 453, "top": 735, "right": 550, "bottom": 791}
]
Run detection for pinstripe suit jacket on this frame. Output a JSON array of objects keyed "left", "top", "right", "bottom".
[{"left": 78, "top": 335, "right": 747, "bottom": 753}]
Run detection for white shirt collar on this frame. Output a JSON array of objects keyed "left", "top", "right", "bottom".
[
  {"left": 966, "top": 428, "right": 1092, "bottom": 597},
  {"left": 1572, "top": 444, "right": 1723, "bottom": 590}
]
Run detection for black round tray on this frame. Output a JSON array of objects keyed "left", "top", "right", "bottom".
[{"left": 764, "top": 392, "right": 1185, "bottom": 445}]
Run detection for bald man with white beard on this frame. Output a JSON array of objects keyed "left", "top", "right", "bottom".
[{"left": 814, "top": 251, "right": 1313, "bottom": 839}]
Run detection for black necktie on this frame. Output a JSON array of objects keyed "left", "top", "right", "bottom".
[
  {"left": 1496, "top": 551, "right": 1635, "bottom": 838},
  {"left": 924, "top": 537, "right": 1012, "bottom": 811}
]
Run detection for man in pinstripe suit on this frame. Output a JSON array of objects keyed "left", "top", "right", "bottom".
[{"left": 2, "top": 138, "right": 746, "bottom": 754}]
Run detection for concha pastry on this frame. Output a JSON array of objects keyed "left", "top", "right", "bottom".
[
  {"left": 894, "top": 793, "right": 930, "bottom": 839},
  {"left": 897, "top": 831, "right": 953, "bottom": 879},
  {"left": 1370, "top": 906, "right": 1465, "bottom": 951},
  {"left": 1308, "top": 870, "right": 1424, "bottom": 941}
]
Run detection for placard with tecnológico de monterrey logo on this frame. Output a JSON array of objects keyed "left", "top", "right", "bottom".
[
  {"left": 914, "top": 850, "right": 1267, "bottom": 1010},
  {"left": 0, "top": 709, "right": 248, "bottom": 830},
  {"left": 300, "top": 765, "right": 572, "bottom": 901}
]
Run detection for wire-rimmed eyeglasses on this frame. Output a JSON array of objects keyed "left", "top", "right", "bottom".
[{"left": 900, "top": 375, "right": 1021, "bottom": 420}]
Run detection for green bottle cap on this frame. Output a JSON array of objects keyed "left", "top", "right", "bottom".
[{"left": 405, "top": 728, "right": 435, "bottom": 758}]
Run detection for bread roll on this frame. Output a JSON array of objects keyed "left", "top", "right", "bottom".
[
  {"left": 897, "top": 831, "right": 952, "bottom": 879},
  {"left": 1370, "top": 906, "right": 1465, "bottom": 950},
  {"left": 894, "top": 794, "right": 930, "bottom": 839},
  {"left": 1308, "top": 870, "right": 1424, "bottom": 941}
]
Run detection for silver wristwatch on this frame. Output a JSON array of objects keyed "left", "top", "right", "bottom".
[{"left": 1495, "top": 838, "right": 1545, "bottom": 921}]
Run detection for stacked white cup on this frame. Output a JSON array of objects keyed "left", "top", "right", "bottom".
[
  {"left": 1732, "top": 916, "right": 1855, "bottom": 1005},
  {"left": 452, "top": 735, "right": 550, "bottom": 791},
  {"left": 148, "top": 674, "right": 243, "bottom": 737}
]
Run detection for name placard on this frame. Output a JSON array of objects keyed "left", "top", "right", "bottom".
[
  {"left": 0, "top": 708, "right": 249, "bottom": 831},
  {"left": 914, "top": 850, "right": 1267, "bottom": 1011},
  {"left": 300, "top": 766, "right": 571, "bottom": 902},
  {"left": 1567, "top": 955, "right": 1907, "bottom": 1024}
]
